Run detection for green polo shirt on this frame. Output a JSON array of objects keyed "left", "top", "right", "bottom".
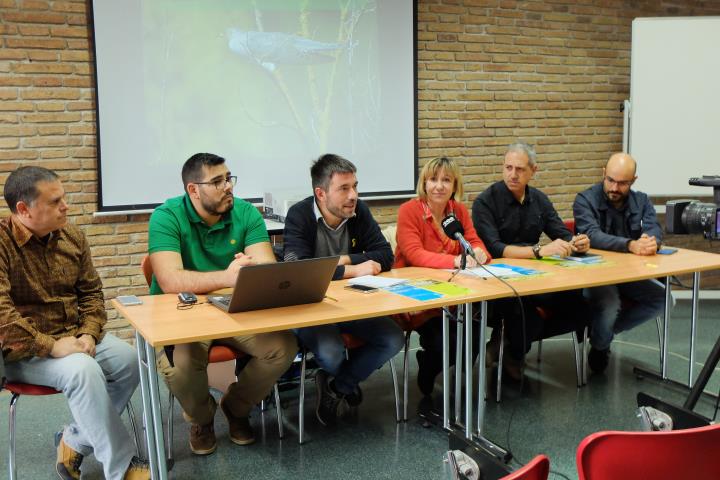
[{"left": 147, "top": 194, "right": 269, "bottom": 294}]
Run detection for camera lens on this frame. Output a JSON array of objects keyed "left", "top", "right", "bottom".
[{"left": 681, "top": 202, "right": 717, "bottom": 235}]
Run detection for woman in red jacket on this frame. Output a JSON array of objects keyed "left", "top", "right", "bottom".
[{"left": 394, "top": 156, "right": 491, "bottom": 397}]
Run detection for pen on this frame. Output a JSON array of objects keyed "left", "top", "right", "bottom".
[{"left": 325, "top": 295, "right": 338, "bottom": 302}]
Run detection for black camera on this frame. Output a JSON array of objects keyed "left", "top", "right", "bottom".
[{"left": 666, "top": 176, "right": 720, "bottom": 240}]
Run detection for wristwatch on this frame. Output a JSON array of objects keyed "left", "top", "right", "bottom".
[{"left": 532, "top": 244, "right": 543, "bottom": 259}]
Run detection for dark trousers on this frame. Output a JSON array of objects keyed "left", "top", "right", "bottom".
[{"left": 492, "top": 290, "right": 588, "bottom": 361}]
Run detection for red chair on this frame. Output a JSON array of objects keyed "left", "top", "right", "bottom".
[
  {"left": 576, "top": 424, "right": 720, "bottom": 479},
  {"left": 501, "top": 455, "right": 550, "bottom": 480},
  {"left": 140, "top": 255, "right": 283, "bottom": 459},
  {"left": 4, "top": 374, "right": 140, "bottom": 480}
]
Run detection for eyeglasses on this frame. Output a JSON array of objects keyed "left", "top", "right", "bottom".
[
  {"left": 194, "top": 175, "right": 237, "bottom": 190},
  {"left": 604, "top": 175, "right": 633, "bottom": 188}
]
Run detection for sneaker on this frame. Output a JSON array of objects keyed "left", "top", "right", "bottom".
[
  {"left": 56, "top": 435, "right": 83, "bottom": 480},
  {"left": 588, "top": 347, "right": 610, "bottom": 374},
  {"left": 220, "top": 396, "right": 255, "bottom": 445},
  {"left": 416, "top": 349, "right": 436, "bottom": 397},
  {"left": 123, "top": 456, "right": 150, "bottom": 480},
  {"left": 345, "top": 385, "right": 363, "bottom": 407},
  {"left": 315, "top": 370, "right": 348, "bottom": 426},
  {"left": 189, "top": 421, "right": 217, "bottom": 455}
]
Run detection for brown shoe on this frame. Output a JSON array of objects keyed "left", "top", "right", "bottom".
[
  {"left": 123, "top": 456, "right": 150, "bottom": 480},
  {"left": 189, "top": 421, "right": 217, "bottom": 455},
  {"left": 220, "top": 396, "right": 255, "bottom": 445},
  {"left": 56, "top": 436, "right": 83, "bottom": 480}
]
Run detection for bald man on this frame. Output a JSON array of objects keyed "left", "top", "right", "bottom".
[{"left": 573, "top": 153, "right": 665, "bottom": 373}]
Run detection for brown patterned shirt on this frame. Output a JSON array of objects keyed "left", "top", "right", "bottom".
[{"left": 0, "top": 216, "right": 106, "bottom": 362}]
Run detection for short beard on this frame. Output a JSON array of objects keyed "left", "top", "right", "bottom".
[{"left": 201, "top": 194, "right": 234, "bottom": 216}]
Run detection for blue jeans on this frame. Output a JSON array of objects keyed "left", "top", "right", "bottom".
[
  {"left": 4, "top": 334, "right": 139, "bottom": 480},
  {"left": 294, "top": 317, "right": 404, "bottom": 395},
  {"left": 584, "top": 279, "right": 665, "bottom": 350}
]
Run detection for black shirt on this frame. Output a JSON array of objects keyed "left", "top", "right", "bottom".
[{"left": 471, "top": 180, "right": 572, "bottom": 259}]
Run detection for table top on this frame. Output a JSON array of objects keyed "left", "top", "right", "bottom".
[{"left": 112, "top": 248, "right": 720, "bottom": 347}]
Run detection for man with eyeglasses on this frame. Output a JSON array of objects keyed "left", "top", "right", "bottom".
[
  {"left": 148, "top": 153, "right": 296, "bottom": 456},
  {"left": 573, "top": 152, "right": 665, "bottom": 374}
]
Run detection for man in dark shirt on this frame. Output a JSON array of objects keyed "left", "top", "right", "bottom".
[
  {"left": 472, "top": 142, "right": 590, "bottom": 379},
  {"left": 283, "top": 154, "right": 403, "bottom": 426},
  {"left": 573, "top": 153, "right": 665, "bottom": 373}
]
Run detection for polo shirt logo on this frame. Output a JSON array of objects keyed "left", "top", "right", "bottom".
[{"left": 230, "top": 239, "right": 237, "bottom": 245}]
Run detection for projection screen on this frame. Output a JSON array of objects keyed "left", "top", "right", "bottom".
[{"left": 91, "top": 0, "right": 417, "bottom": 212}]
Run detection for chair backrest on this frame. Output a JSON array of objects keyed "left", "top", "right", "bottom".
[
  {"left": 577, "top": 424, "right": 720, "bottom": 480},
  {"left": 501, "top": 455, "right": 549, "bottom": 480},
  {"left": 563, "top": 219, "right": 575, "bottom": 235},
  {"left": 140, "top": 255, "right": 153, "bottom": 287},
  {"left": 381, "top": 224, "right": 398, "bottom": 255}
]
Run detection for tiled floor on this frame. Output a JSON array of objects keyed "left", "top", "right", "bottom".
[{"left": 2, "top": 299, "right": 719, "bottom": 479}]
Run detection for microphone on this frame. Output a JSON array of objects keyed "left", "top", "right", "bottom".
[{"left": 441, "top": 214, "right": 478, "bottom": 262}]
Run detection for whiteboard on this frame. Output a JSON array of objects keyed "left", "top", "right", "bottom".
[
  {"left": 91, "top": 0, "right": 417, "bottom": 212},
  {"left": 629, "top": 17, "right": 720, "bottom": 196}
]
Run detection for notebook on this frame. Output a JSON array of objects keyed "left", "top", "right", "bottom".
[{"left": 207, "top": 256, "right": 339, "bottom": 313}]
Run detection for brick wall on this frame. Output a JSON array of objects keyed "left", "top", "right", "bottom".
[{"left": 1, "top": 0, "right": 719, "bottom": 339}]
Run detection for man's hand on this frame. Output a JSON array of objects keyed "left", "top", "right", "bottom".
[
  {"left": 540, "top": 238, "right": 574, "bottom": 257},
  {"left": 77, "top": 334, "right": 97, "bottom": 357},
  {"left": 628, "top": 234, "right": 658, "bottom": 256},
  {"left": 345, "top": 260, "right": 382, "bottom": 278},
  {"left": 224, "top": 253, "right": 256, "bottom": 286},
  {"left": 571, "top": 234, "right": 591, "bottom": 253},
  {"left": 50, "top": 336, "right": 86, "bottom": 358}
]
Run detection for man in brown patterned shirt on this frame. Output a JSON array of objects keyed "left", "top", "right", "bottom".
[{"left": 0, "top": 166, "right": 148, "bottom": 480}]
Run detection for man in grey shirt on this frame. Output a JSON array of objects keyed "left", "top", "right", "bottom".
[{"left": 283, "top": 154, "right": 403, "bottom": 426}]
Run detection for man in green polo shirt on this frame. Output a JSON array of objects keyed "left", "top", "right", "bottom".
[{"left": 148, "top": 152, "right": 297, "bottom": 456}]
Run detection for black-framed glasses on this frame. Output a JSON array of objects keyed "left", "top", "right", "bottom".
[
  {"left": 194, "top": 175, "right": 237, "bottom": 190},
  {"left": 604, "top": 175, "right": 633, "bottom": 188}
]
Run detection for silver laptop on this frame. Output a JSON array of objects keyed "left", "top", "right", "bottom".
[{"left": 207, "top": 256, "right": 339, "bottom": 313}]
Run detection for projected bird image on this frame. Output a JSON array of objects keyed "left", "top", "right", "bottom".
[
  {"left": 142, "top": 0, "right": 398, "bottom": 197},
  {"left": 226, "top": 28, "right": 348, "bottom": 72}
]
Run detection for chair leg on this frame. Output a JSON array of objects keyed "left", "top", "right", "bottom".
[
  {"left": 402, "top": 331, "right": 411, "bottom": 422},
  {"left": 571, "top": 331, "right": 582, "bottom": 387},
  {"left": 389, "top": 357, "right": 401, "bottom": 423},
  {"left": 537, "top": 338, "right": 543, "bottom": 363},
  {"left": 655, "top": 315, "right": 664, "bottom": 370},
  {"left": 125, "top": 401, "right": 142, "bottom": 458},
  {"left": 582, "top": 326, "right": 589, "bottom": 386},
  {"left": 166, "top": 391, "right": 174, "bottom": 463},
  {"left": 496, "top": 322, "right": 505, "bottom": 403},
  {"left": 9, "top": 393, "right": 19, "bottom": 480},
  {"left": 274, "top": 384, "right": 284, "bottom": 439},
  {"left": 298, "top": 349, "right": 307, "bottom": 445}
]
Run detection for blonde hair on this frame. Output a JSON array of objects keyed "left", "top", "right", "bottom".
[{"left": 416, "top": 157, "right": 463, "bottom": 201}]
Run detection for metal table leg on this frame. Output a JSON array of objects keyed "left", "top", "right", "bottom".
[
  {"left": 135, "top": 332, "right": 168, "bottom": 480},
  {"left": 688, "top": 272, "right": 700, "bottom": 387},
  {"left": 442, "top": 308, "right": 450, "bottom": 430}
]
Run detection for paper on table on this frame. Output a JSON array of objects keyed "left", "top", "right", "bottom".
[
  {"left": 458, "top": 265, "right": 523, "bottom": 278},
  {"left": 347, "top": 275, "right": 409, "bottom": 288}
]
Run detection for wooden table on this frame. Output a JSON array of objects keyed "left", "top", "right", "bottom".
[
  {"left": 114, "top": 249, "right": 720, "bottom": 479},
  {"left": 114, "top": 267, "right": 509, "bottom": 480}
]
